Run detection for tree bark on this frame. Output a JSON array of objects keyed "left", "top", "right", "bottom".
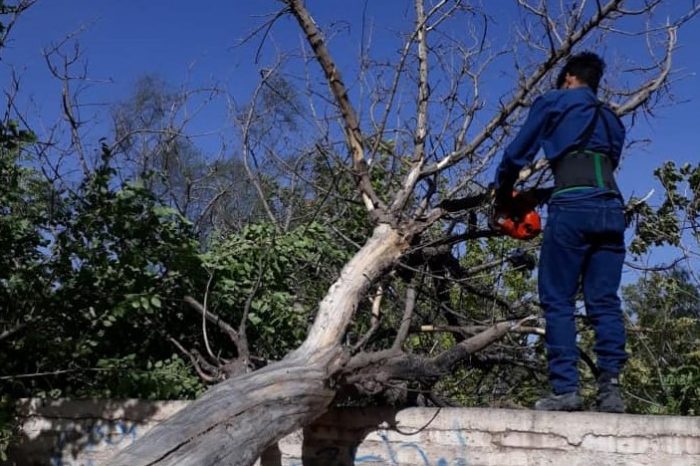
[
  {"left": 109, "top": 356, "right": 336, "bottom": 466},
  {"left": 108, "top": 225, "right": 409, "bottom": 465}
]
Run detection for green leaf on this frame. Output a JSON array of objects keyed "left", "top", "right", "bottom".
[{"left": 151, "top": 296, "right": 162, "bottom": 308}]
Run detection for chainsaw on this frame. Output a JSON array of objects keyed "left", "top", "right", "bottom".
[
  {"left": 491, "top": 189, "right": 544, "bottom": 240},
  {"left": 489, "top": 186, "right": 648, "bottom": 240},
  {"left": 438, "top": 187, "right": 550, "bottom": 241}
]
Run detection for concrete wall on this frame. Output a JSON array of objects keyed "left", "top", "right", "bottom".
[
  {"left": 8, "top": 399, "right": 700, "bottom": 465},
  {"left": 9, "top": 399, "right": 189, "bottom": 466}
]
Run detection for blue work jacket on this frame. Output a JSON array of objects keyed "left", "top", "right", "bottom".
[{"left": 493, "top": 87, "right": 625, "bottom": 196}]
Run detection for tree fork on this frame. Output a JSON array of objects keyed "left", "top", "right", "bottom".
[{"left": 109, "top": 224, "right": 411, "bottom": 465}]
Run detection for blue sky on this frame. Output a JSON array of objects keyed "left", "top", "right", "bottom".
[{"left": 2, "top": 0, "right": 699, "bottom": 273}]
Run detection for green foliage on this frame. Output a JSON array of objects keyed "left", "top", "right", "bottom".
[
  {"left": 630, "top": 161, "right": 700, "bottom": 255},
  {"left": 0, "top": 396, "right": 16, "bottom": 463},
  {"left": 90, "top": 355, "right": 205, "bottom": 400},
  {"left": 0, "top": 121, "right": 46, "bottom": 310},
  {"left": 621, "top": 160, "right": 700, "bottom": 414},
  {"left": 0, "top": 69, "right": 43, "bottom": 461},
  {"left": 203, "top": 222, "right": 349, "bottom": 360},
  {"left": 0, "top": 108, "right": 352, "bottom": 409},
  {"left": 622, "top": 269, "right": 700, "bottom": 414},
  {"left": 1, "top": 145, "right": 205, "bottom": 401},
  {"left": 50, "top": 146, "right": 201, "bottom": 317},
  {"left": 0, "top": 7, "right": 43, "bottom": 446}
]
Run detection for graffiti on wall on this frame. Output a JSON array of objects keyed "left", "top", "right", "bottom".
[
  {"left": 50, "top": 420, "right": 138, "bottom": 466},
  {"left": 47, "top": 416, "right": 469, "bottom": 465},
  {"left": 293, "top": 426, "right": 470, "bottom": 466}
]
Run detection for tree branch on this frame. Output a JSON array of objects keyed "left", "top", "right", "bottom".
[
  {"left": 184, "top": 295, "right": 240, "bottom": 347},
  {"left": 237, "top": 67, "right": 284, "bottom": 228},
  {"left": 0, "top": 320, "right": 30, "bottom": 343},
  {"left": 615, "top": 25, "right": 676, "bottom": 117},
  {"left": 284, "top": 0, "right": 382, "bottom": 213},
  {"left": 392, "top": 285, "right": 417, "bottom": 351},
  {"left": 352, "top": 285, "right": 384, "bottom": 353},
  {"left": 390, "top": 0, "right": 430, "bottom": 213},
  {"left": 420, "top": 0, "right": 625, "bottom": 178},
  {"left": 169, "top": 337, "right": 219, "bottom": 384}
]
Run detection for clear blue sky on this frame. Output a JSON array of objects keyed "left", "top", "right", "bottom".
[{"left": 2, "top": 0, "right": 698, "bottom": 272}]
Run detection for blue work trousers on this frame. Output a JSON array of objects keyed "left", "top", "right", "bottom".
[{"left": 538, "top": 194, "right": 628, "bottom": 394}]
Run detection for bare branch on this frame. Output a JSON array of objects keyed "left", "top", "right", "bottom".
[
  {"left": 236, "top": 67, "right": 285, "bottom": 228},
  {"left": 0, "top": 367, "right": 110, "bottom": 381},
  {"left": 432, "top": 316, "right": 535, "bottom": 372},
  {"left": 392, "top": 285, "right": 416, "bottom": 351},
  {"left": 615, "top": 26, "right": 676, "bottom": 117},
  {"left": 0, "top": 0, "right": 36, "bottom": 51},
  {"left": 0, "top": 320, "right": 30, "bottom": 343},
  {"left": 43, "top": 34, "right": 93, "bottom": 177},
  {"left": 201, "top": 273, "right": 218, "bottom": 362},
  {"left": 184, "top": 296, "right": 240, "bottom": 347},
  {"left": 284, "top": 0, "right": 382, "bottom": 213},
  {"left": 343, "top": 317, "right": 534, "bottom": 387},
  {"left": 624, "top": 257, "right": 686, "bottom": 272},
  {"left": 352, "top": 285, "right": 385, "bottom": 352},
  {"left": 421, "top": 0, "right": 625, "bottom": 178},
  {"left": 169, "top": 337, "right": 218, "bottom": 384},
  {"left": 390, "top": 0, "right": 430, "bottom": 214},
  {"left": 237, "top": 258, "right": 266, "bottom": 363},
  {"left": 420, "top": 323, "right": 545, "bottom": 337}
]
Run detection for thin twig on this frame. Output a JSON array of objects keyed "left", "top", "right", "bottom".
[
  {"left": 184, "top": 295, "right": 240, "bottom": 347},
  {"left": 352, "top": 285, "right": 385, "bottom": 352},
  {"left": 201, "top": 273, "right": 217, "bottom": 361},
  {"left": 392, "top": 285, "right": 416, "bottom": 351}
]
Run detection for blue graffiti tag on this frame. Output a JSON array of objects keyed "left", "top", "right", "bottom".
[
  {"left": 352, "top": 427, "right": 469, "bottom": 465},
  {"left": 50, "top": 421, "right": 139, "bottom": 466}
]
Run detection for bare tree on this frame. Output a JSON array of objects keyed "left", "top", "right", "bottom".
[
  {"left": 110, "top": 1, "right": 699, "bottom": 464},
  {"left": 0, "top": 0, "right": 35, "bottom": 50}
]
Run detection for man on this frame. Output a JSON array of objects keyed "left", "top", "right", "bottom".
[{"left": 493, "top": 52, "right": 627, "bottom": 412}]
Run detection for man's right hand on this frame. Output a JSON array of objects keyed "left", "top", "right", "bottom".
[{"left": 489, "top": 185, "right": 511, "bottom": 232}]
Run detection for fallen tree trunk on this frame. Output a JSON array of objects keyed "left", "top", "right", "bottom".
[
  {"left": 109, "top": 225, "right": 409, "bottom": 465},
  {"left": 109, "top": 354, "right": 337, "bottom": 466},
  {"left": 108, "top": 222, "right": 534, "bottom": 465}
]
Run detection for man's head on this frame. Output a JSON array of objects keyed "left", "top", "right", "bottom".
[{"left": 556, "top": 52, "right": 606, "bottom": 93}]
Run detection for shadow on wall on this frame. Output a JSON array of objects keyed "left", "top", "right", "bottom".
[
  {"left": 7, "top": 400, "right": 399, "bottom": 466},
  {"left": 294, "top": 407, "right": 470, "bottom": 466},
  {"left": 258, "top": 408, "right": 401, "bottom": 466},
  {"left": 6, "top": 398, "right": 164, "bottom": 466},
  {"left": 299, "top": 408, "right": 400, "bottom": 466},
  {"left": 8, "top": 403, "right": 446, "bottom": 465}
]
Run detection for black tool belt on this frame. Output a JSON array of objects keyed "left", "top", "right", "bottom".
[{"left": 552, "top": 150, "right": 620, "bottom": 194}]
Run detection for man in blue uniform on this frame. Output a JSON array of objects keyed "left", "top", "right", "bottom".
[{"left": 493, "top": 52, "right": 627, "bottom": 412}]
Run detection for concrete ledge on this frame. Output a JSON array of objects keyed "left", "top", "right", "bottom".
[{"left": 8, "top": 400, "right": 700, "bottom": 465}]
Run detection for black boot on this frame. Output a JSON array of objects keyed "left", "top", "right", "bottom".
[
  {"left": 534, "top": 391, "right": 583, "bottom": 411},
  {"left": 596, "top": 372, "right": 625, "bottom": 413}
]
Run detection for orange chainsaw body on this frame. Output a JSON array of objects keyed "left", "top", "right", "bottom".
[{"left": 495, "top": 191, "right": 542, "bottom": 240}]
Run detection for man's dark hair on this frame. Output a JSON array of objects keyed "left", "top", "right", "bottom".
[{"left": 556, "top": 52, "right": 606, "bottom": 93}]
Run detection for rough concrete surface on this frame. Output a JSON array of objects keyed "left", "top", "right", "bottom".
[{"left": 8, "top": 399, "right": 700, "bottom": 465}]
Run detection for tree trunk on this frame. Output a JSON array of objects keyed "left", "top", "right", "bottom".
[{"left": 108, "top": 224, "right": 409, "bottom": 466}]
